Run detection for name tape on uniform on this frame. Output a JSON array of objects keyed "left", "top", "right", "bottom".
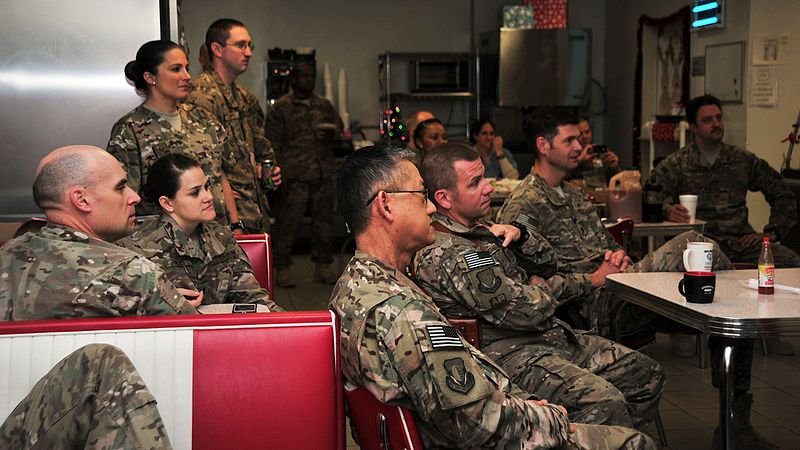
[{"left": 426, "top": 324, "right": 464, "bottom": 350}]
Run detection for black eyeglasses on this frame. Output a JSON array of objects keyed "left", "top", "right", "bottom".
[
  {"left": 366, "top": 189, "right": 428, "bottom": 206},
  {"left": 224, "top": 40, "right": 255, "bottom": 51}
]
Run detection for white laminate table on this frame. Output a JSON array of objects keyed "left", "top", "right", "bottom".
[{"left": 606, "top": 269, "right": 800, "bottom": 450}]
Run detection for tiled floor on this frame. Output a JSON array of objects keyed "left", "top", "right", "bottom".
[{"left": 282, "top": 253, "right": 800, "bottom": 449}]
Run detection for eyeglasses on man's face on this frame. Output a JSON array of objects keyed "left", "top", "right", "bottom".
[
  {"left": 366, "top": 189, "right": 429, "bottom": 206},
  {"left": 224, "top": 40, "right": 255, "bottom": 51}
]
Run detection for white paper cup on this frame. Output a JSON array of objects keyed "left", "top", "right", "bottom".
[{"left": 679, "top": 194, "right": 698, "bottom": 223}]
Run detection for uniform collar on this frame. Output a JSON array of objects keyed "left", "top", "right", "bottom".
[
  {"left": 531, "top": 170, "right": 570, "bottom": 206},
  {"left": 431, "top": 212, "right": 494, "bottom": 238},
  {"left": 157, "top": 215, "right": 225, "bottom": 259},
  {"left": 685, "top": 141, "right": 736, "bottom": 168},
  {"left": 39, "top": 223, "right": 94, "bottom": 244},
  {"left": 352, "top": 250, "right": 429, "bottom": 299}
]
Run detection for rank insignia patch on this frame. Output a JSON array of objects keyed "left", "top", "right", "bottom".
[
  {"left": 444, "top": 358, "right": 475, "bottom": 394},
  {"left": 464, "top": 251, "right": 495, "bottom": 270},
  {"left": 426, "top": 324, "right": 464, "bottom": 350}
]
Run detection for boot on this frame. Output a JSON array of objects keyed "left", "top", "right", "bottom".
[
  {"left": 711, "top": 393, "right": 779, "bottom": 449},
  {"left": 314, "top": 264, "right": 338, "bottom": 285},
  {"left": 276, "top": 266, "right": 295, "bottom": 288}
]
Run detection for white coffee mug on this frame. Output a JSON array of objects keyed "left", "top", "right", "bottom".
[{"left": 683, "top": 242, "right": 714, "bottom": 272}]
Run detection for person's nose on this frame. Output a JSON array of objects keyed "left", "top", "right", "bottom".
[
  {"left": 127, "top": 187, "right": 141, "bottom": 206},
  {"left": 482, "top": 179, "right": 494, "bottom": 195},
  {"left": 244, "top": 46, "right": 253, "bottom": 57}
]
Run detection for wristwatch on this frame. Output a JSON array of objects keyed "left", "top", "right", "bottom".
[{"left": 230, "top": 220, "right": 246, "bottom": 232}]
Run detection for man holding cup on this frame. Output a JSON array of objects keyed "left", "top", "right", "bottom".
[{"left": 651, "top": 95, "right": 799, "bottom": 268}]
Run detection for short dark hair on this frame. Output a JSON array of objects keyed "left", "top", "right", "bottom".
[
  {"left": 469, "top": 118, "right": 494, "bottom": 144},
  {"left": 419, "top": 142, "right": 480, "bottom": 208},
  {"left": 142, "top": 153, "right": 202, "bottom": 203},
  {"left": 685, "top": 95, "right": 722, "bottom": 125},
  {"left": 336, "top": 145, "right": 415, "bottom": 236},
  {"left": 413, "top": 118, "right": 444, "bottom": 151},
  {"left": 124, "top": 40, "right": 182, "bottom": 96},
  {"left": 33, "top": 152, "right": 91, "bottom": 210},
  {"left": 525, "top": 109, "right": 580, "bottom": 160},
  {"left": 205, "top": 18, "right": 246, "bottom": 61}
]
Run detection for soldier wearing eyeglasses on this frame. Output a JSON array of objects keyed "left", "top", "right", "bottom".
[{"left": 187, "top": 18, "right": 282, "bottom": 235}]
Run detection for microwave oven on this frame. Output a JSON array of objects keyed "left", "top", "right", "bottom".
[{"left": 409, "top": 58, "right": 470, "bottom": 93}]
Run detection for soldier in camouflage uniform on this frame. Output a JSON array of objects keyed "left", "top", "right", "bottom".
[
  {"left": 266, "top": 62, "right": 344, "bottom": 286},
  {"left": 496, "top": 110, "right": 734, "bottom": 335},
  {"left": 187, "top": 19, "right": 280, "bottom": 233},
  {"left": 414, "top": 143, "right": 664, "bottom": 431},
  {"left": 650, "top": 95, "right": 800, "bottom": 267},
  {"left": 0, "top": 146, "right": 196, "bottom": 320},
  {"left": 331, "top": 145, "right": 655, "bottom": 449},
  {"left": 1, "top": 344, "right": 173, "bottom": 449},
  {"left": 107, "top": 40, "right": 239, "bottom": 226},
  {"left": 115, "top": 154, "right": 281, "bottom": 310}
]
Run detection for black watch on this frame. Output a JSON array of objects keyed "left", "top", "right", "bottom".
[
  {"left": 510, "top": 221, "right": 529, "bottom": 244},
  {"left": 230, "top": 220, "right": 246, "bottom": 232}
]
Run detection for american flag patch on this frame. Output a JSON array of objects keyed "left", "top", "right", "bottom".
[
  {"left": 515, "top": 212, "right": 535, "bottom": 228},
  {"left": 464, "top": 251, "right": 495, "bottom": 270},
  {"left": 426, "top": 324, "right": 464, "bottom": 350}
]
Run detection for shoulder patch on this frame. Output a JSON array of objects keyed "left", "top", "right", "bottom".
[
  {"left": 515, "top": 212, "right": 537, "bottom": 229},
  {"left": 426, "top": 324, "right": 464, "bottom": 350},
  {"left": 444, "top": 358, "right": 475, "bottom": 394},
  {"left": 463, "top": 251, "right": 495, "bottom": 270}
]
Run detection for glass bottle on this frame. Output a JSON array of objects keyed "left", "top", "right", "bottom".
[{"left": 758, "top": 236, "right": 774, "bottom": 294}]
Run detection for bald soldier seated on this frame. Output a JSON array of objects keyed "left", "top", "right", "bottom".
[
  {"left": 330, "top": 145, "right": 655, "bottom": 449},
  {"left": 0, "top": 145, "right": 197, "bottom": 320}
]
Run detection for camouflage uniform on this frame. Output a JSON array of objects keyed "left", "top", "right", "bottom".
[
  {"left": 106, "top": 103, "right": 234, "bottom": 224},
  {"left": 187, "top": 69, "right": 274, "bottom": 233},
  {"left": 496, "top": 170, "right": 734, "bottom": 334},
  {"left": 650, "top": 142, "right": 800, "bottom": 267},
  {"left": 116, "top": 215, "right": 282, "bottom": 311},
  {"left": 0, "top": 223, "right": 196, "bottom": 320},
  {"left": 1, "top": 344, "right": 172, "bottom": 449},
  {"left": 332, "top": 251, "right": 655, "bottom": 450},
  {"left": 413, "top": 214, "right": 664, "bottom": 431},
  {"left": 266, "top": 92, "right": 343, "bottom": 267}
]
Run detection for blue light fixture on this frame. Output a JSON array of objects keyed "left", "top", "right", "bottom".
[{"left": 691, "top": 0, "right": 724, "bottom": 31}]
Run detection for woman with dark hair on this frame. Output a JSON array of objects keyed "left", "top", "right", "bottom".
[
  {"left": 116, "top": 154, "right": 280, "bottom": 310},
  {"left": 412, "top": 118, "right": 447, "bottom": 162},
  {"left": 470, "top": 119, "right": 519, "bottom": 179},
  {"left": 107, "top": 40, "right": 240, "bottom": 229}
]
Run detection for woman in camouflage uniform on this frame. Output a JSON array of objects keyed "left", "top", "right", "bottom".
[
  {"left": 107, "top": 40, "right": 239, "bottom": 227},
  {"left": 117, "top": 154, "right": 280, "bottom": 310}
]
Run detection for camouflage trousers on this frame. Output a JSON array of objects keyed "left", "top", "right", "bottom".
[
  {"left": 0, "top": 344, "right": 172, "bottom": 450},
  {"left": 566, "top": 423, "right": 656, "bottom": 449},
  {"left": 720, "top": 239, "right": 800, "bottom": 268},
  {"left": 272, "top": 178, "right": 335, "bottom": 267},
  {"left": 488, "top": 330, "right": 664, "bottom": 431}
]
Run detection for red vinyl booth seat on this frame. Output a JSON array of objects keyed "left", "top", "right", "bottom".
[
  {"left": 235, "top": 233, "right": 275, "bottom": 299},
  {"left": 0, "top": 311, "right": 344, "bottom": 450},
  {"left": 344, "top": 386, "right": 424, "bottom": 450}
]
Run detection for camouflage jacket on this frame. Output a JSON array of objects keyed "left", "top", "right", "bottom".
[
  {"left": 106, "top": 103, "right": 233, "bottom": 224},
  {"left": 413, "top": 213, "right": 579, "bottom": 354},
  {"left": 265, "top": 92, "right": 342, "bottom": 181},
  {"left": 497, "top": 171, "right": 620, "bottom": 277},
  {"left": 116, "top": 215, "right": 281, "bottom": 311},
  {"left": 650, "top": 142, "right": 798, "bottom": 248},
  {"left": 187, "top": 69, "right": 273, "bottom": 231},
  {"left": 241, "top": 86, "right": 272, "bottom": 162},
  {"left": 0, "top": 224, "right": 196, "bottom": 320},
  {"left": 330, "top": 251, "right": 571, "bottom": 449}
]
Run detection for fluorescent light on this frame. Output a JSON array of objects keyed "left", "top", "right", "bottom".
[
  {"left": 692, "top": 2, "right": 718, "bottom": 13},
  {"left": 692, "top": 17, "right": 719, "bottom": 28},
  {"left": 0, "top": 70, "right": 128, "bottom": 91}
]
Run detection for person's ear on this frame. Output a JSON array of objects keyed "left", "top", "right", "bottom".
[
  {"left": 373, "top": 191, "right": 394, "bottom": 222},
  {"left": 69, "top": 187, "right": 91, "bottom": 213},
  {"left": 210, "top": 41, "right": 224, "bottom": 59},
  {"left": 536, "top": 136, "right": 550, "bottom": 157},
  {"left": 159, "top": 196, "right": 175, "bottom": 213},
  {"left": 143, "top": 71, "right": 157, "bottom": 86},
  {"left": 433, "top": 189, "right": 452, "bottom": 210}
]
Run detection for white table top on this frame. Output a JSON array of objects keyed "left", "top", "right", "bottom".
[{"left": 606, "top": 269, "right": 800, "bottom": 338}]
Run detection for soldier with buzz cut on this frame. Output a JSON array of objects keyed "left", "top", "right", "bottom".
[
  {"left": 331, "top": 144, "right": 655, "bottom": 450},
  {"left": 414, "top": 143, "right": 664, "bottom": 432},
  {"left": 1, "top": 344, "right": 174, "bottom": 449},
  {"left": 0, "top": 145, "right": 197, "bottom": 320},
  {"left": 187, "top": 18, "right": 282, "bottom": 234}
]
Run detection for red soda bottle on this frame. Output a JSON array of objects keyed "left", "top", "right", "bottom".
[{"left": 758, "top": 236, "right": 774, "bottom": 294}]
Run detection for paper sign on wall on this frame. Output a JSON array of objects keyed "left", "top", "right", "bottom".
[
  {"left": 749, "top": 68, "right": 777, "bottom": 107},
  {"left": 751, "top": 34, "right": 790, "bottom": 66}
]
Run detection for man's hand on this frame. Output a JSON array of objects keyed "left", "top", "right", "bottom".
[
  {"left": 604, "top": 150, "right": 620, "bottom": 169},
  {"left": 530, "top": 399, "right": 574, "bottom": 433},
  {"left": 528, "top": 275, "right": 551, "bottom": 290},
  {"left": 591, "top": 259, "right": 621, "bottom": 288},
  {"left": 606, "top": 249, "right": 632, "bottom": 271},
  {"left": 487, "top": 223, "right": 521, "bottom": 247},
  {"left": 578, "top": 144, "right": 594, "bottom": 163},
  {"left": 271, "top": 165, "right": 283, "bottom": 187},
  {"left": 666, "top": 204, "right": 691, "bottom": 223},
  {"left": 739, "top": 232, "right": 776, "bottom": 248},
  {"left": 492, "top": 136, "right": 506, "bottom": 158},
  {"left": 177, "top": 288, "right": 204, "bottom": 308}
]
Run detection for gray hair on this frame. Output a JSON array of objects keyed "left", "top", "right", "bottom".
[{"left": 33, "top": 152, "right": 91, "bottom": 210}]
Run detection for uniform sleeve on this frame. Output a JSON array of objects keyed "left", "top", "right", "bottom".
[
  {"left": 650, "top": 155, "right": 682, "bottom": 214},
  {"left": 186, "top": 88, "right": 222, "bottom": 123},
  {"left": 120, "top": 257, "right": 198, "bottom": 315},
  {"left": 381, "top": 306, "right": 570, "bottom": 448},
  {"left": 749, "top": 156, "right": 798, "bottom": 239},
  {"left": 106, "top": 120, "right": 143, "bottom": 195},
  {"left": 415, "top": 244, "right": 558, "bottom": 332},
  {"left": 226, "top": 243, "right": 283, "bottom": 311}
]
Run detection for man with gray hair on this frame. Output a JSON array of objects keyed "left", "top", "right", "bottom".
[
  {"left": 0, "top": 145, "right": 197, "bottom": 320},
  {"left": 331, "top": 144, "right": 654, "bottom": 449}
]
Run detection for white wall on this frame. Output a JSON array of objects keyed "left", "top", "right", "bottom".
[{"left": 181, "top": 0, "right": 472, "bottom": 140}]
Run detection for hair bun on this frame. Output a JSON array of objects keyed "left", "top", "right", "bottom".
[{"left": 123, "top": 60, "right": 138, "bottom": 82}]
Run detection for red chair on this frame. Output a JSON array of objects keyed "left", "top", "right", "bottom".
[
  {"left": 344, "top": 386, "right": 424, "bottom": 450},
  {"left": 606, "top": 217, "right": 634, "bottom": 251},
  {"left": 235, "top": 233, "right": 274, "bottom": 300}
]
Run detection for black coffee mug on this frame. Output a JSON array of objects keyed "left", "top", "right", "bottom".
[{"left": 678, "top": 271, "right": 716, "bottom": 303}]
